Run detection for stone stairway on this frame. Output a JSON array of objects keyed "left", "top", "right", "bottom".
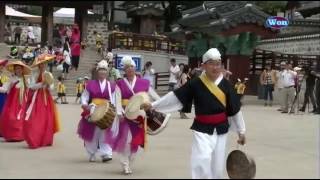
[
  {"left": 0, "top": 43, "right": 170, "bottom": 96},
  {"left": 51, "top": 46, "right": 102, "bottom": 96},
  {"left": 0, "top": 43, "right": 10, "bottom": 59}
]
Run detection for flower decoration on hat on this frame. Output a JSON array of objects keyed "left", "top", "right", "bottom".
[
  {"left": 121, "top": 55, "right": 136, "bottom": 67},
  {"left": 96, "top": 60, "right": 109, "bottom": 70}
]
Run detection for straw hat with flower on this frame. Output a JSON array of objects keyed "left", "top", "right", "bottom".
[
  {"left": 6, "top": 60, "right": 32, "bottom": 75},
  {"left": 31, "top": 53, "right": 56, "bottom": 68}
]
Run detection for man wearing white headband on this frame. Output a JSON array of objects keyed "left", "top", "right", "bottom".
[
  {"left": 77, "top": 60, "right": 121, "bottom": 163},
  {"left": 144, "top": 48, "right": 246, "bottom": 179},
  {"left": 106, "top": 55, "right": 170, "bottom": 174}
]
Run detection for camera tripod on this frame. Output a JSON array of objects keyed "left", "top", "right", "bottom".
[{"left": 289, "top": 86, "right": 301, "bottom": 114}]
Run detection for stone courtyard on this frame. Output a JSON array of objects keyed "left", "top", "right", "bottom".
[{"left": 0, "top": 96, "right": 318, "bottom": 179}]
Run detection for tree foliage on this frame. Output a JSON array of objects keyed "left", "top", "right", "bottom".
[
  {"left": 163, "top": 1, "right": 204, "bottom": 32},
  {"left": 252, "top": 1, "right": 288, "bottom": 15}
]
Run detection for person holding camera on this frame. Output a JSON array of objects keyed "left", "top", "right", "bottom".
[
  {"left": 311, "top": 68, "right": 320, "bottom": 114},
  {"left": 299, "top": 67, "right": 317, "bottom": 113}
]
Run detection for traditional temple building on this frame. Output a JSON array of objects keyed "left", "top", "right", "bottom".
[
  {"left": 257, "top": 1, "right": 320, "bottom": 56},
  {"left": 120, "top": 1, "right": 167, "bottom": 34},
  {"left": 167, "top": 1, "right": 278, "bottom": 94}
]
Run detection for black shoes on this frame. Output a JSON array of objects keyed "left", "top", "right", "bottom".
[{"left": 102, "top": 156, "right": 112, "bottom": 163}]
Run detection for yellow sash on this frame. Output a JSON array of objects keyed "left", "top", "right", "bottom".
[
  {"left": 121, "top": 99, "right": 129, "bottom": 107},
  {"left": 92, "top": 98, "right": 108, "bottom": 106},
  {"left": 199, "top": 73, "right": 226, "bottom": 107}
]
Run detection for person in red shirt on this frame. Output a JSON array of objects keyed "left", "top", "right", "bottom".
[{"left": 70, "top": 24, "right": 81, "bottom": 71}]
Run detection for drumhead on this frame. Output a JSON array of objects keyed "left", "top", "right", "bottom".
[
  {"left": 90, "top": 103, "right": 109, "bottom": 122},
  {"left": 147, "top": 112, "right": 171, "bottom": 135},
  {"left": 44, "top": 72, "right": 54, "bottom": 85},
  {"left": 226, "top": 150, "right": 256, "bottom": 179}
]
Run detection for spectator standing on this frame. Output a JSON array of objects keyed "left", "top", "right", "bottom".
[
  {"left": 299, "top": 66, "right": 317, "bottom": 112},
  {"left": 168, "top": 58, "right": 180, "bottom": 91},
  {"left": 70, "top": 24, "right": 81, "bottom": 71},
  {"left": 281, "top": 62, "right": 297, "bottom": 113},
  {"left": 275, "top": 62, "right": 286, "bottom": 111},
  {"left": 13, "top": 23, "right": 22, "bottom": 45},
  {"left": 75, "top": 78, "right": 84, "bottom": 104},
  {"left": 62, "top": 42, "right": 71, "bottom": 79},
  {"left": 177, "top": 63, "right": 191, "bottom": 119},
  {"left": 26, "top": 23, "right": 35, "bottom": 44},
  {"left": 311, "top": 66, "right": 320, "bottom": 114},
  {"left": 53, "top": 25, "right": 61, "bottom": 47},
  {"left": 46, "top": 46, "right": 55, "bottom": 73},
  {"left": 260, "top": 65, "right": 276, "bottom": 106},
  {"left": 55, "top": 76, "right": 68, "bottom": 104},
  {"left": 235, "top": 78, "right": 248, "bottom": 105},
  {"left": 142, "top": 61, "right": 155, "bottom": 88},
  {"left": 5, "top": 23, "right": 12, "bottom": 43}
]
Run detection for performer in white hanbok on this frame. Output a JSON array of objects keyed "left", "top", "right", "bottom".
[
  {"left": 106, "top": 56, "right": 170, "bottom": 174},
  {"left": 77, "top": 60, "right": 121, "bottom": 162}
]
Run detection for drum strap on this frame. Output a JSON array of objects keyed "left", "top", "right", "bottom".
[{"left": 107, "top": 81, "right": 114, "bottom": 105}]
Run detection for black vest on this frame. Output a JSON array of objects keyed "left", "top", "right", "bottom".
[{"left": 174, "top": 77, "right": 240, "bottom": 135}]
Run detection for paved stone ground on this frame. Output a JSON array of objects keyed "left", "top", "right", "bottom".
[{"left": 0, "top": 96, "right": 319, "bottom": 179}]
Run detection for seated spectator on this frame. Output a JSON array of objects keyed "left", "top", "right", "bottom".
[
  {"left": 22, "top": 47, "right": 34, "bottom": 65},
  {"left": 33, "top": 44, "right": 42, "bottom": 58},
  {"left": 8, "top": 46, "right": 19, "bottom": 59}
]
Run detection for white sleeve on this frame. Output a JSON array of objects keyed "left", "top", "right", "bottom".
[
  {"left": 148, "top": 87, "right": 161, "bottom": 101},
  {"left": 228, "top": 111, "right": 246, "bottom": 134},
  {"left": 29, "top": 82, "right": 44, "bottom": 90},
  {"left": 151, "top": 91, "right": 183, "bottom": 113},
  {"left": 48, "top": 82, "right": 54, "bottom": 92},
  {"left": 28, "top": 73, "right": 44, "bottom": 90},
  {"left": 174, "top": 66, "right": 180, "bottom": 74},
  {"left": 150, "top": 68, "right": 155, "bottom": 74},
  {"left": 81, "top": 89, "right": 90, "bottom": 105},
  {"left": 0, "top": 81, "right": 10, "bottom": 93},
  {"left": 115, "top": 86, "right": 124, "bottom": 115}
]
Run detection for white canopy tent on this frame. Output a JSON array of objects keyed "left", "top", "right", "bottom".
[
  {"left": 53, "top": 8, "right": 94, "bottom": 24},
  {"left": 5, "top": 5, "right": 41, "bottom": 18},
  {"left": 53, "top": 8, "right": 94, "bottom": 18}
]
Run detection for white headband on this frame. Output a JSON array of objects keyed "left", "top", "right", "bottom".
[{"left": 202, "top": 48, "right": 221, "bottom": 63}]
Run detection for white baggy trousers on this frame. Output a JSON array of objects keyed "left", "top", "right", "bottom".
[
  {"left": 84, "top": 126, "right": 112, "bottom": 157},
  {"left": 191, "top": 130, "right": 227, "bottom": 179}
]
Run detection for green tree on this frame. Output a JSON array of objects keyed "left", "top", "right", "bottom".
[
  {"left": 16, "top": 6, "right": 42, "bottom": 16},
  {"left": 252, "top": 1, "right": 288, "bottom": 15},
  {"left": 163, "top": 1, "right": 204, "bottom": 32}
]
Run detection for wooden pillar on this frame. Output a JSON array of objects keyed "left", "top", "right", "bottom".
[
  {"left": 41, "top": 6, "right": 48, "bottom": 46},
  {"left": 252, "top": 49, "right": 257, "bottom": 75},
  {"left": 81, "top": 8, "right": 88, "bottom": 42},
  {"left": 0, "top": 2, "right": 5, "bottom": 43},
  {"left": 75, "top": 7, "right": 87, "bottom": 41},
  {"left": 47, "top": 6, "right": 53, "bottom": 46}
]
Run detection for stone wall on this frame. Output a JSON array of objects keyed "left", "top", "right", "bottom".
[
  {"left": 5, "top": 22, "right": 41, "bottom": 44},
  {"left": 257, "top": 34, "right": 320, "bottom": 55},
  {"left": 86, "top": 21, "right": 109, "bottom": 46}
]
